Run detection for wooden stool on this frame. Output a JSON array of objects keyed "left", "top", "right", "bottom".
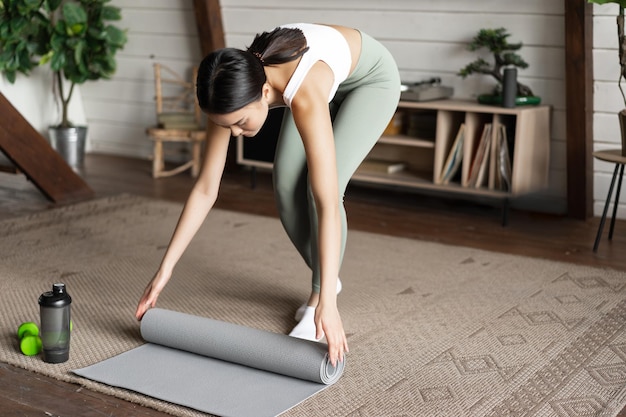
[
  {"left": 593, "top": 149, "right": 626, "bottom": 252},
  {"left": 147, "top": 130, "right": 205, "bottom": 178},
  {"left": 146, "top": 63, "right": 206, "bottom": 178}
]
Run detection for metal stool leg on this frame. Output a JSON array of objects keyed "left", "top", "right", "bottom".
[
  {"left": 501, "top": 198, "right": 509, "bottom": 227},
  {"left": 250, "top": 166, "right": 257, "bottom": 189},
  {"left": 608, "top": 164, "right": 624, "bottom": 240},
  {"left": 593, "top": 163, "right": 620, "bottom": 252}
]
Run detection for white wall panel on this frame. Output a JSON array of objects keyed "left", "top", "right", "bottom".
[
  {"left": 594, "top": 81, "right": 626, "bottom": 114},
  {"left": 594, "top": 113, "right": 622, "bottom": 145},
  {"left": 122, "top": 33, "right": 200, "bottom": 61},
  {"left": 594, "top": 49, "right": 621, "bottom": 82},
  {"left": 114, "top": 0, "right": 191, "bottom": 9},
  {"left": 80, "top": 0, "right": 203, "bottom": 160},
  {"left": 87, "top": 123, "right": 153, "bottom": 159},
  {"left": 594, "top": 15, "right": 620, "bottom": 49},
  {"left": 222, "top": 0, "right": 563, "bottom": 15},
  {"left": 222, "top": 10, "right": 564, "bottom": 46},
  {"left": 118, "top": 9, "right": 198, "bottom": 36}
]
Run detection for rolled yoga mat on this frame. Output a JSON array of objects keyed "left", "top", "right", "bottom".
[{"left": 73, "top": 308, "right": 344, "bottom": 417}]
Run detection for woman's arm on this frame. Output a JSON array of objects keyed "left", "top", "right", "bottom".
[
  {"left": 290, "top": 61, "right": 349, "bottom": 366},
  {"left": 135, "top": 122, "right": 232, "bottom": 320}
]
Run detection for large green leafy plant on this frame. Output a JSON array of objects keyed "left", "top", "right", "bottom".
[
  {"left": 0, "top": 0, "right": 127, "bottom": 127},
  {"left": 588, "top": 0, "right": 626, "bottom": 108}
]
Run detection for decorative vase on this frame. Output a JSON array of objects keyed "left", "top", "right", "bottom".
[
  {"left": 48, "top": 126, "right": 87, "bottom": 173},
  {"left": 619, "top": 109, "right": 626, "bottom": 157}
]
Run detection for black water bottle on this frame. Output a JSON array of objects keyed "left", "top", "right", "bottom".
[
  {"left": 39, "top": 283, "right": 72, "bottom": 363},
  {"left": 502, "top": 66, "right": 517, "bottom": 108}
]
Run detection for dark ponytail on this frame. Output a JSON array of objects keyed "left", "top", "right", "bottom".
[
  {"left": 246, "top": 27, "right": 309, "bottom": 66},
  {"left": 197, "top": 27, "right": 308, "bottom": 114}
]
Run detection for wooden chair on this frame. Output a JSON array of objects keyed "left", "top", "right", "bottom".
[
  {"left": 593, "top": 148, "right": 626, "bottom": 252},
  {"left": 146, "top": 63, "right": 206, "bottom": 178}
]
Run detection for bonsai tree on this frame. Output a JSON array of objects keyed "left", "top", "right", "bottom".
[
  {"left": 458, "top": 27, "right": 534, "bottom": 97},
  {"left": 0, "top": 0, "right": 127, "bottom": 127},
  {"left": 588, "top": 0, "right": 626, "bottom": 108}
]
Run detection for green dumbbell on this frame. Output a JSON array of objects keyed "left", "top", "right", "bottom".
[
  {"left": 17, "top": 322, "right": 42, "bottom": 356},
  {"left": 17, "top": 320, "right": 73, "bottom": 357},
  {"left": 17, "top": 322, "right": 39, "bottom": 340},
  {"left": 20, "top": 334, "right": 42, "bottom": 356}
]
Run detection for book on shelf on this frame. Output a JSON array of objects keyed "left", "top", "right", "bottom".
[
  {"left": 357, "top": 159, "right": 407, "bottom": 174},
  {"left": 482, "top": 124, "right": 514, "bottom": 191},
  {"left": 493, "top": 124, "right": 512, "bottom": 191},
  {"left": 488, "top": 125, "right": 499, "bottom": 190},
  {"left": 467, "top": 123, "right": 492, "bottom": 188},
  {"left": 439, "top": 124, "right": 465, "bottom": 185}
]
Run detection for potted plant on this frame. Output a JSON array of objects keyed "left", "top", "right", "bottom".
[
  {"left": 0, "top": 0, "right": 127, "bottom": 171},
  {"left": 458, "top": 27, "right": 540, "bottom": 106},
  {"left": 588, "top": 0, "right": 626, "bottom": 155}
]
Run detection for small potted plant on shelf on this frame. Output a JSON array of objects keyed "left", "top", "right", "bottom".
[
  {"left": 0, "top": 0, "right": 127, "bottom": 172},
  {"left": 458, "top": 27, "right": 540, "bottom": 106},
  {"left": 588, "top": 0, "right": 626, "bottom": 155}
]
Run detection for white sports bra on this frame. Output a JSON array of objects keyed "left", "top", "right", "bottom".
[{"left": 280, "top": 23, "right": 352, "bottom": 108}]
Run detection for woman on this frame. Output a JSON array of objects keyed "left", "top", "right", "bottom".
[{"left": 135, "top": 23, "right": 400, "bottom": 366}]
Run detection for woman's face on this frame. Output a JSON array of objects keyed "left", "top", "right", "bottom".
[{"left": 208, "top": 97, "right": 269, "bottom": 137}]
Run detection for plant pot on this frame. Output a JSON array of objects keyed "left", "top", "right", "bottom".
[
  {"left": 48, "top": 126, "right": 87, "bottom": 173},
  {"left": 619, "top": 109, "right": 626, "bottom": 157},
  {"left": 477, "top": 94, "right": 542, "bottom": 106}
]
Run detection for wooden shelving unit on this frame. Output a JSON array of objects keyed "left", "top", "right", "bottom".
[
  {"left": 236, "top": 99, "right": 551, "bottom": 221},
  {"left": 352, "top": 99, "right": 550, "bottom": 197}
]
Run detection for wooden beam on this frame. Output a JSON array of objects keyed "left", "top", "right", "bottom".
[
  {"left": 193, "top": 0, "right": 225, "bottom": 56},
  {"left": 564, "top": 0, "right": 594, "bottom": 219},
  {"left": 193, "top": 0, "right": 239, "bottom": 169},
  {"left": 0, "top": 92, "right": 94, "bottom": 204}
]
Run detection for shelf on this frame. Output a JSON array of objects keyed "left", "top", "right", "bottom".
[
  {"left": 378, "top": 135, "right": 435, "bottom": 148},
  {"left": 354, "top": 168, "right": 430, "bottom": 184},
  {"left": 397, "top": 98, "right": 541, "bottom": 115},
  {"left": 352, "top": 169, "right": 511, "bottom": 198}
]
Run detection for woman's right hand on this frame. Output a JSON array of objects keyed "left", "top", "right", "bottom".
[
  {"left": 133, "top": 124, "right": 230, "bottom": 322},
  {"left": 135, "top": 269, "right": 171, "bottom": 320}
]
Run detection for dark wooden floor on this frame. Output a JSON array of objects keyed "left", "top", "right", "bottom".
[{"left": 1, "top": 153, "right": 625, "bottom": 416}]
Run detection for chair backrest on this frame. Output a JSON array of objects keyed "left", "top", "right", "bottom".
[{"left": 152, "top": 63, "right": 203, "bottom": 130}]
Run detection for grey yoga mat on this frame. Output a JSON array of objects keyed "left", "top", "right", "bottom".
[{"left": 73, "top": 308, "right": 344, "bottom": 417}]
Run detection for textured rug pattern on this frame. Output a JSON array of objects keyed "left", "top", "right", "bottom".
[{"left": 1, "top": 194, "right": 625, "bottom": 416}]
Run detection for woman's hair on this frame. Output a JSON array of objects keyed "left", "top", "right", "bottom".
[{"left": 197, "top": 27, "right": 309, "bottom": 114}]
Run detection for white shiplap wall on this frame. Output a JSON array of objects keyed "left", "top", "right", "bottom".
[
  {"left": 80, "top": 0, "right": 568, "bottom": 213},
  {"left": 81, "top": 0, "right": 203, "bottom": 158},
  {"left": 592, "top": 3, "right": 626, "bottom": 219}
]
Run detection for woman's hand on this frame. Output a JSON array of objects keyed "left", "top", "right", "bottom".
[
  {"left": 135, "top": 269, "right": 171, "bottom": 320},
  {"left": 315, "top": 301, "right": 349, "bottom": 367}
]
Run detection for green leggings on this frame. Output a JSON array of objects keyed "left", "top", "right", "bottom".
[{"left": 273, "top": 32, "right": 401, "bottom": 292}]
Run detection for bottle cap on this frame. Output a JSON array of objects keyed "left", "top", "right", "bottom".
[{"left": 39, "top": 283, "right": 72, "bottom": 308}]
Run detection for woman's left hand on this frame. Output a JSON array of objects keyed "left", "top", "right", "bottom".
[{"left": 315, "top": 302, "right": 349, "bottom": 367}]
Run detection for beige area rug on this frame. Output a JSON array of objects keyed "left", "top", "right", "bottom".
[{"left": 1, "top": 194, "right": 626, "bottom": 417}]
